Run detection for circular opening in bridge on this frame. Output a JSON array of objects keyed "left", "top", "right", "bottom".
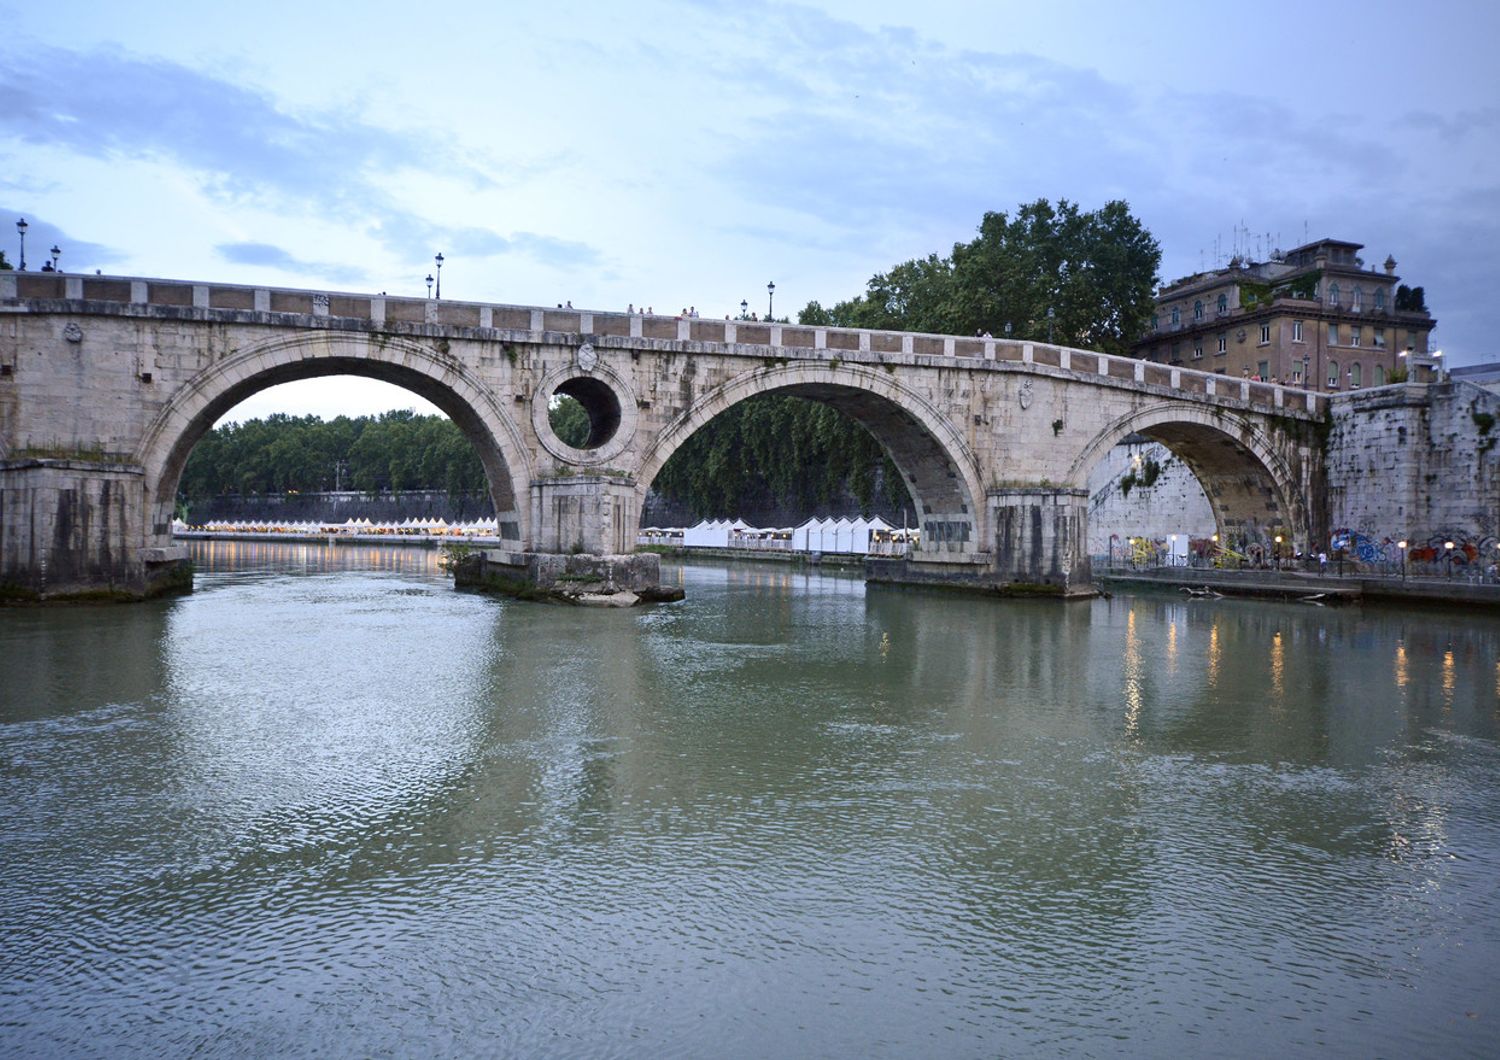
[{"left": 549, "top": 376, "right": 622, "bottom": 450}]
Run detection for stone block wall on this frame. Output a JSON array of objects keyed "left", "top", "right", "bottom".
[
  {"left": 1326, "top": 380, "right": 1500, "bottom": 561},
  {"left": 1085, "top": 438, "right": 1215, "bottom": 555}
]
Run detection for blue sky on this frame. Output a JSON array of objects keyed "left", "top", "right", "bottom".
[{"left": 4, "top": 0, "right": 1496, "bottom": 420}]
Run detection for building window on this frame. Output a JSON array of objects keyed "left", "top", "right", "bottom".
[
  {"left": 1170, "top": 342, "right": 1181, "bottom": 363},
  {"left": 1375, "top": 289, "right": 1387, "bottom": 311},
  {"left": 1329, "top": 283, "right": 1340, "bottom": 305},
  {"left": 1259, "top": 324, "right": 1271, "bottom": 344},
  {"left": 1350, "top": 326, "right": 1361, "bottom": 347},
  {"left": 1193, "top": 343, "right": 1203, "bottom": 359},
  {"left": 1217, "top": 333, "right": 1227, "bottom": 354},
  {"left": 1373, "top": 328, "right": 1385, "bottom": 348},
  {"left": 1171, "top": 306, "right": 1181, "bottom": 326},
  {"left": 1217, "top": 293, "right": 1228, "bottom": 315},
  {"left": 1292, "top": 320, "right": 1304, "bottom": 342},
  {"left": 1405, "top": 330, "right": 1417, "bottom": 350},
  {"left": 1194, "top": 299, "right": 1204, "bottom": 321},
  {"left": 1151, "top": 313, "right": 1159, "bottom": 331},
  {"left": 1257, "top": 360, "right": 1270, "bottom": 380},
  {"left": 1351, "top": 362, "right": 1362, "bottom": 387},
  {"left": 1375, "top": 365, "right": 1386, "bottom": 385},
  {"left": 1329, "top": 323, "right": 1339, "bottom": 345},
  {"left": 1328, "top": 359, "right": 1339, "bottom": 388},
  {"left": 1292, "top": 363, "right": 1304, "bottom": 383},
  {"left": 1353, "top": 286, "right": 1363, "bottom": 310}
]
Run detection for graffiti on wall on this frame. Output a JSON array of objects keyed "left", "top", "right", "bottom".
[{"left": 1332, "top": 528, "right": 1500, "bottom": 568}]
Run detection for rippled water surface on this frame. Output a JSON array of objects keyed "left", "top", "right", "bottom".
[{"left": 3, "top": 541, "right": 1499, "bottom": 1057}]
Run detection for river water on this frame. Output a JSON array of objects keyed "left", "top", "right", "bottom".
[{"left": 2, "top": 541, "right": 1498, "bottom": 1058}]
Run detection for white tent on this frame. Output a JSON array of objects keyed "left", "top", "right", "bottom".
[{"left": 683, "top": 519, "right": 732, "bottom": 548}]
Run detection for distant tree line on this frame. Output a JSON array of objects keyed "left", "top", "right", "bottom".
[{"left": 179, "top": 410, "right": 486, "bottom": 500}]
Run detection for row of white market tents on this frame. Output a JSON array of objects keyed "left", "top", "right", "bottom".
[
  {"left": 173, "top": 517, "right": 503, "bottom": 539},
  {"left": 639, "top": 516, "right": 918, "bottom": 556}
]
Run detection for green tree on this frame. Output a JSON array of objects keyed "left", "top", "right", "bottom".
[
  {"left": 548, "top": 395, "right": 591, "bottom": 448},
  {"left": 798, "top": 198, "right": 1160, "bottom": 356}
]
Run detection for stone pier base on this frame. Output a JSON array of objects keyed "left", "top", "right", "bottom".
[
  {"left": 1, "top": 458, "right": 194, "bottom": 602},
  {"left": 453, "top": 549, "right": 683, "bottom": 606}
]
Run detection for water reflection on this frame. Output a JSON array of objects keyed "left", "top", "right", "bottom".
[{"left": 2, "top": 548, "right": 1499, "bottom": 1057}]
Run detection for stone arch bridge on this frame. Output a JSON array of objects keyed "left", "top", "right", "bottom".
[{"left": 0, "top": 273, "right": 1328, "bottom": 599}]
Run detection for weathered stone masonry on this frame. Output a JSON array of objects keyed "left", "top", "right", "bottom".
[{"left": 1, "top": 273, "right": 1327, "bottom": 599}]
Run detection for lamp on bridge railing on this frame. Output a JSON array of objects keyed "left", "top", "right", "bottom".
[
  {"left": 425, "top": 273, "right": 434, "bottom": 298},
  {"left": 739, "top": 299, "right": 748, "bottom": 320},
  {"left": 49, "top": 245, "right": 60, "bottom": 271},
  {"left": 15, "top": 217, "right": 26, "bottom": 271},
  {"left": 434, "top": 252, "right": 444, "bottom": 299},
  {"left": 767, "top": 280, "right": 775, "bottom": 321},
  {"left": 1004, "top": 322, "right": 1012, "bottom": 339},
  {"left": 1047, "top": 305, "right": 1055, "bottom": 343}
]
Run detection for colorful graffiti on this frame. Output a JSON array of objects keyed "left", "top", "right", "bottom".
[{"left": 1331, "top": 528, "right": 1500, "bottom": 571}]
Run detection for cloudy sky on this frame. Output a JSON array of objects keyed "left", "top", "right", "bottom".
[{"left": 4, "top": 0, "right": 1496, "bottom": 421}]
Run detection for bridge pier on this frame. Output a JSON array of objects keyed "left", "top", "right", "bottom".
[
  {"left": 0, "top": 459, "right": 191, "bottom": 601},
  {"left": 987, "top": 487, "right": 1093, "bottom": 596},
  {"left": 529, "top": 475, "right": 640, "bottom": 555}
]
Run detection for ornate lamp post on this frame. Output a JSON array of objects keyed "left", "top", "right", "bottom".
[
  {"left": 15, "top": 217, "right": 27, "bottom": 271},
  {"left": 767, "top": 280, "right": 775, "bottom": 321},
  {"left": 1444, "top": 540, "right": 1455, "bottom": 578},
  {"left": 739, "top": 299, "right": 748, "bottom": 320},
  {"left": 1274, "top": 534, "right": 1283, "bottom": 570},
  {"left": 425, "top": 273, "right": 434, "bottom": 298},
  {"left": 434, "top": 252, "right": 444, "bottom": 299},
  {"left": 1047, "top": 305, "right": 1055, "bottom": 344},
  {"left": 1397, "top": 539, "right": 1407, "bottom": 581},
  {"left": 49, "top": 244, "right": 60, "bottom": 271}
]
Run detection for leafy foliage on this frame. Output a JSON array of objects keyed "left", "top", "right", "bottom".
[
  {"left": 652, "top": 396, "right": 907, "bottom": 518},
  {"left": 548, "top": 395, "right": 591, "bottom": 448},
  {"left": 179, "top": 411, "right": 487, "bottom": 500},
  {"left": 796, "top": 198, "right": 1161, "bottom": 356},
  {"left": 1395, "top": 284, "right": 1427, "bottom": 312}
]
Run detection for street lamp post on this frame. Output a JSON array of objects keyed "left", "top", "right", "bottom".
[
  {"left": 15, "top": 218, "right": 27, "bottom": 271},
  {"left": 1444, "top": 540, "right": 1455, "bottom": 578},
  {"left": 739, "top": 299, "right": 748, "bottom": 320},
  {"left": 1047, "top": 305, "right": 1055, "bottom": 344},
  {"left": 1397, "top": 539, "right": 1407, "bottom": 581},
  {"left": 425, "top": 274, "right": 434, "bottom": 298},
  {"left": 434, "top": 253, "right": 444, "bottom": 299},
  {"left": 49, "top": 245, "right": 60, "bottom": 271},
  {"left": 1274, "top": 534, "right": 1283, "bottom": 570},
  {"left": 767, "top": 280, "right": 775, "bottom": 322}
]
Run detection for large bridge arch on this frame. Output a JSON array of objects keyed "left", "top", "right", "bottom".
[
  {"left": 134, "top": 331, "right": 534, "bottom": 546},
  {"left": 1067, "top": 402, "right": 1311, "bottom": 548},
  {"left": 633, "top": 363, "right": 988, "bottom": 553}
]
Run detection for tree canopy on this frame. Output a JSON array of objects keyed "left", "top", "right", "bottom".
[
  {"left": 798, "top": 198, "right": 1160, "bottom": 356},
  {"left": 651, "top": 396, "right": 907, "bottom": 519},
  {"left": 179, "top": 410, "right": 487, "bottom": 500}
]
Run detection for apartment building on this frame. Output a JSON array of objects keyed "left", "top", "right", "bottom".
[{"left": 1132, "top": 238, "right": 1436, "bottom": 390}]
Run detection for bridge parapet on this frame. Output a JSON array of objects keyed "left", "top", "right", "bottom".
[{"left": 0, "top": 273, "right": 1327, "bottom": 420}]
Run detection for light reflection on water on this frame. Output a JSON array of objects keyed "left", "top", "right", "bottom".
[{"left": 1, "top": 540, "right": 1498, "bottom": 1058}]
